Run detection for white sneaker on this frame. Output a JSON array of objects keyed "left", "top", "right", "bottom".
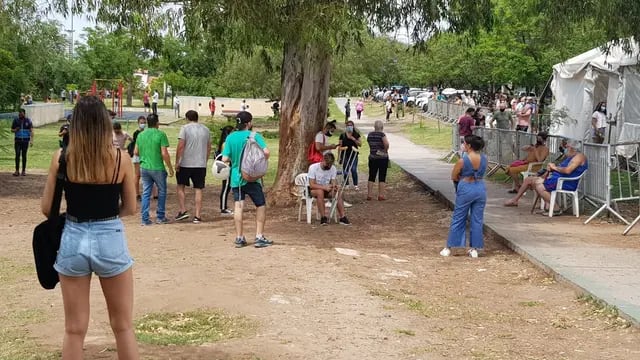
[
  {"left": 468, "top": 249, "right": 478, "bottom": 258},
  {"left": 343, "top": 201, "right": 353, "bottom": 208},
  {"left": 325, "top": 200, "right": 332, "bottom": 207},
  {"left": 354, "top": 186, "right": 360, "bottom": 191},
  {"left": 439, "top": 248, "right": 451, "bottom": 257}
]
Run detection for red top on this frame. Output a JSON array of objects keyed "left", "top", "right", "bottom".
[
  {"left": 143, "top": 93, "right": 149, "bottom": 103},
  {"left": 458, "top": 115, "right": 475, "bottom": 137},
  {"left": 209, "top": 99, "right": 216, "bottom": 112}
]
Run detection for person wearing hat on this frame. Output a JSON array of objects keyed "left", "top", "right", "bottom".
[
  {"left": 221, "top": 111, "right": 272, "bottom": 248},
  {"left": 505, "top": 131, "right": 549, "bottom": 193}
]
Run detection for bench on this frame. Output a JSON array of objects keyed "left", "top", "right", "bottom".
[{"left": 220, "top": 110, "right": 242, "bottom": 121}]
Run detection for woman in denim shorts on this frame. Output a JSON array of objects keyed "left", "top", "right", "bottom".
[{"left": 40, "top": 96, "right": 139, "bottom": 359}]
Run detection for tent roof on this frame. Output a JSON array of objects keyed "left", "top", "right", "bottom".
[{"left": 553, "top": 39, "right": 640, "bottom": 78}]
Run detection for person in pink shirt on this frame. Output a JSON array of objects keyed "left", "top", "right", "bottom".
[{"left": 355, "top": 99, "right": 364, "bottom": 120}]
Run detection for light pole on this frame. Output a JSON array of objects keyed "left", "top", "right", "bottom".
[{"left": 65, "top": 14, "right": 74, "bottom": 58}]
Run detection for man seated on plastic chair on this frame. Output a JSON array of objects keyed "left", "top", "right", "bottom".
[
  {"left": 503, "top": 139, "right": 588, "bottom": 214},
  {"left": 308, "top": 152, "right": 351, "bottom": 226}
]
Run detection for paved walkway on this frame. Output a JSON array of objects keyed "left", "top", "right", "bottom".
[{"left": 334, "top": 97, "right": 640, "bottom": 325}]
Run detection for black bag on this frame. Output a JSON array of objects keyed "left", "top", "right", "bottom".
[
  {"left": 32, "top": 150, "right": 66, "bottom": 290},
  {"left": 127, "top": 140, "right": 135, "bottom": 157}
]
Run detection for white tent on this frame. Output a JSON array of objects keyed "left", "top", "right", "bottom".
[{"left": 550, "top": 40, "right": 640, "bottom": 145}]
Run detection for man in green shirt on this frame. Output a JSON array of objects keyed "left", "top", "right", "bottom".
[
  {"left": 134, "top": 114, "right": 174, "bottom": 225},
  {"left": 221, "top": 111, "right": 272, "bottom": 248},
  {"left": 492, "top": 103, "right": 513, "bottom": 130}
]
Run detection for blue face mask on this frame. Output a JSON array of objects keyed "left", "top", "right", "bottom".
[
  {"left": 139, "top": 123, "right": 146, "bottom": 129},
  {"left": 346, "top": 126, "right": 354, "bottom": 132}
]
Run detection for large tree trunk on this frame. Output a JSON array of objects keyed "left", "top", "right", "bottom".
[{"left": 267, "top": 42, "right": 331, "bottom": 206}]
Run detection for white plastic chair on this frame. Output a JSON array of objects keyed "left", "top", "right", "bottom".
[
  {"left": 295, "top": 173, "right": 317, "bottom": 224},
  {"left": 521, "top": 161, "right": 544, "bottom": 180},
  {"left": 294, "top": 172, "right": 338, "bottom": 224},
  {"left": 536, "top": 172, "right": 586, "bottom": 217}
]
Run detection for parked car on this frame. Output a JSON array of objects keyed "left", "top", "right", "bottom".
[
  {"left": 406, "top": 89, "right": 428, "bottom": 106},
  {"left": 415, "top": 91, "right": 434, "bottom": 109}
]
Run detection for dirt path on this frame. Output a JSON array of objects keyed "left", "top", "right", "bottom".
[{"left": 2, "top": 171, "right": 640, "bottom": 359}]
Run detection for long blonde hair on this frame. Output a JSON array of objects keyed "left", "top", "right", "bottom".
[{"left": 66, "top": 96, "right": 115, "bottom": 183}]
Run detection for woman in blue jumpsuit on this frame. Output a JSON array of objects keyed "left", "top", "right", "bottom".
[{"left": 441, "top": 135, "right": 487, "bottom": 258}]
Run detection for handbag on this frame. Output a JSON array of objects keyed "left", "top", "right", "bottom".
[{"left": 32, "top": 150, "right": 66, "bottom": 290}]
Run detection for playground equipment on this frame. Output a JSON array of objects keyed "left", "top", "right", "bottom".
[{"left": 89, "top": 79, "right": 124, "bottom": 117}]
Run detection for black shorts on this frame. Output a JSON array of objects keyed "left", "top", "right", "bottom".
[
  {"left": 144, "top": 102, "right": 150, "bottom": 108},
  {"left": 176, "top": 167, "right": 206, "bottom": 189},
  {"left": 516, "top": 125, "right": 529, "bottom": 132},
  {"left": 308, "top": 186, "right": 332, "bottom": 198},
  {"left": 232, "top": 182, "right": 266, "bottom": 207}
]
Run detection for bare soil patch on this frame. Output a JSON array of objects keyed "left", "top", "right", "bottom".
[{"left": 1, "top": 171, "right": 640, "bottom": 359}]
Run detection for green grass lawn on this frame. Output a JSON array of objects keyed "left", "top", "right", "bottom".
[
  {"left": 401, "top": 117, "right": 453, "bottom": 151},
  {"left": 363, "top": 101, "right": 386, "bottom": 118},
  {"left": 328, "top": 98, "right": 343, "bottom": 121}
]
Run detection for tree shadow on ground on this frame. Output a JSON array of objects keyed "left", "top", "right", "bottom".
[{"left": 0, "top": 172, "right": 47, "bottom": 199}]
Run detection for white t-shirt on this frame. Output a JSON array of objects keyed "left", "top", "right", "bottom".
[
  {"left": 308, "top": 162, "right": 337, "bottom": 186},
  {"left": 385, "top": 100, "right": 392, "bottom": 111},
  {"left": 592, "top": 111, "right": 607, "bottom": 128},
  {"left": 241, "top": 102, "right": 248, "bottom": 111},
  {"left": 314, "top": 131, "right": 332, "bottom": 155},
  {"left": 152, "top": 92, "right": 159, "bottom": 103}
]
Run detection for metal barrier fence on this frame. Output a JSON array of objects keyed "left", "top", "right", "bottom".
[
  {"left": 427, "top": 100, "right": 640, "bottom": 233},
  {"left": 458, "top": 127, "right": 640, "bottom": 234}
]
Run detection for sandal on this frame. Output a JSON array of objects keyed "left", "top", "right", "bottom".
[
  {"left": 378, "top": 196, "right": 386, "bottom": 201},
  {"left": 507, "top": 189, "right": 517, "bottom": 194},
  {"left": 503, "top": 201, "right": 518, "bottom": 207},
  {"left": 366, "top": 196, "right": 372, "bottom": 201}
]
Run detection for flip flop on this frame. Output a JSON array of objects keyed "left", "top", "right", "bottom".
[
  {"left": 503, "top": 201, "right": 518, "bottom": 207},
  {"left": 507, "top": 189, "right": 517, "bottom": 194}
]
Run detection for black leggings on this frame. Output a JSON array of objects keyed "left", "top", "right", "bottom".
[
  {"left": 368, "top": 157, "right": 389, "bottom": 183},
  {"left": 220, "top": 179, "right": 231, "bottom": 210},
  {"left": 14, "top": 140, "right": 29, "bottom": 172}
]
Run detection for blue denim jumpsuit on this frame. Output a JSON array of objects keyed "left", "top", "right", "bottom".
[{"left": 447, "top": 154, "right": 487, "bottom": 249}]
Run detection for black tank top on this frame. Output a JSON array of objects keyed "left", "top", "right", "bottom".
[{"left": 64, "top": 149, "right": 122, "bottom": 221}]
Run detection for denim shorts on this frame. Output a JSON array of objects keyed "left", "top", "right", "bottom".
[
  {"left": 232, "top": 182, "right": 266, "bottom": 207},
  {"left": 54, "top": 218, "right": 134, "bottom": 278}
]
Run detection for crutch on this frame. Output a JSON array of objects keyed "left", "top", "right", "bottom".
[{"left": 329, "top": 147, "right": 359, "bottom": 221}]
